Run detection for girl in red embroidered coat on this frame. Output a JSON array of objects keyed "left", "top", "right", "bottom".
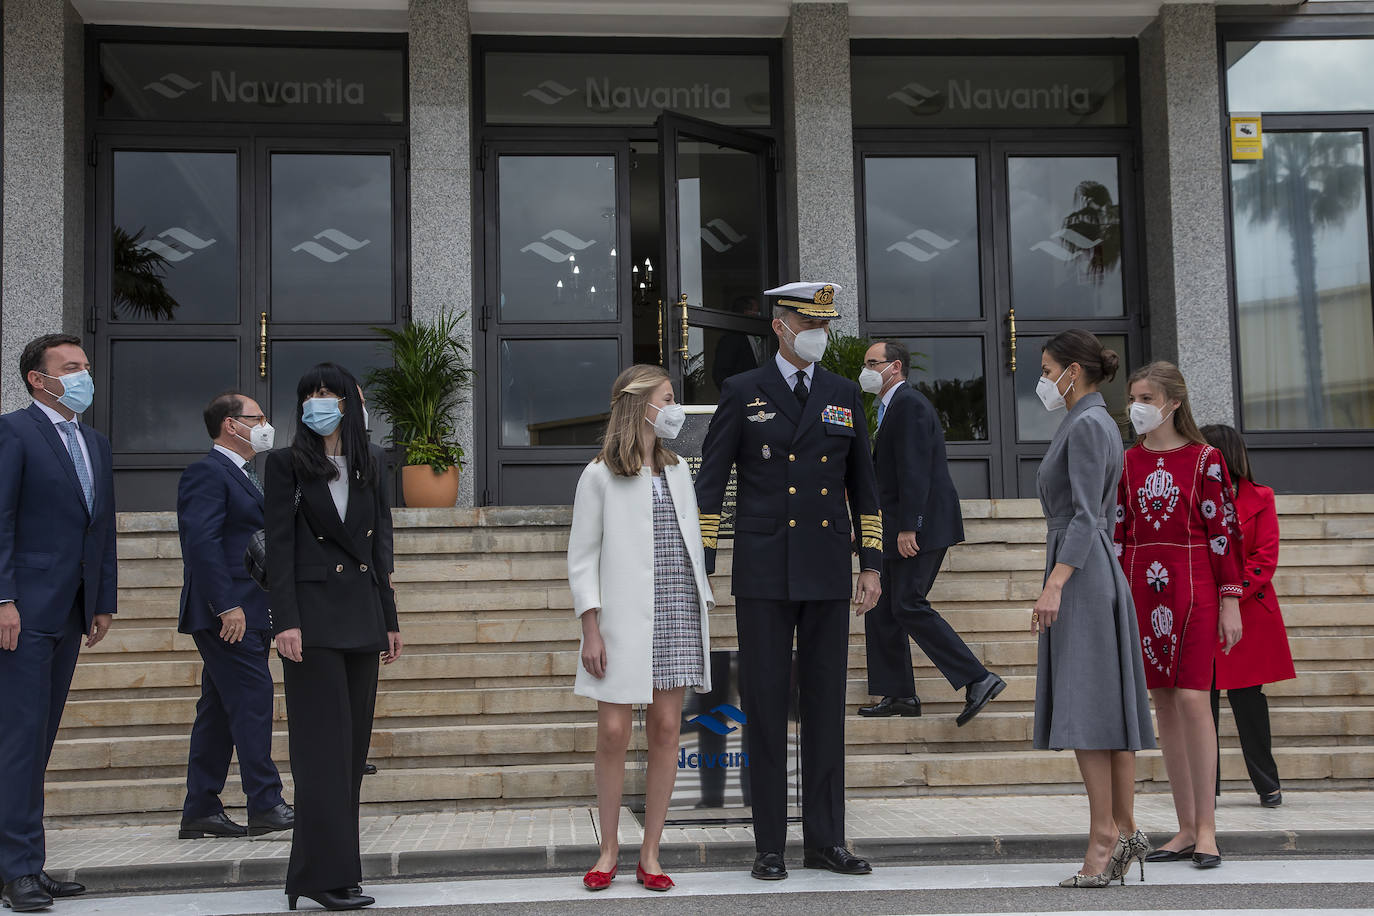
[{"left": 1115, "top": 362, "right": 1243, "bottom": 870}]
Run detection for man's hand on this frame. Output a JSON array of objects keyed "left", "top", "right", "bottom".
[
  {"left": 86, "top": 613, "right": 112, "bottom": 648},
  {"left": 0, "top": 603, "right": 20, "bottom": 651},
  {"left": 275, "top": 627, "right": 304, "bottom": 662},
  {"left": 897, "top": 531, "right": 919, "bottom": 558},
  {"left": 383, "top": 631, "right": 404, "bottom": 665},
  {"left": 219, "top": 607, "right": 247, "bottom": 644},
  {"left": 853, "top": 570, "right": 881, "bottom": 615}
]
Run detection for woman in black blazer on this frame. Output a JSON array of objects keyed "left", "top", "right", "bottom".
[{"left": 265, "top": 362, "right": 402, "bottom": 912}]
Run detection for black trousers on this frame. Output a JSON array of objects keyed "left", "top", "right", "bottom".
[
  {"left": 1211, "top": 684, "right": 1281, "bottom": 798},
  {"left": 863, "top": 548, "right": 987, "bottom": 697},
  {"left": 281, "top": 648, "right": 379, "bottom": 896},
  {"left": 736, "top": 597, "right": 848, "bottom": 854}
]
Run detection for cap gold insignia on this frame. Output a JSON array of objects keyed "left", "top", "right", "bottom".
[{"left": 814, "top": 285, "right": 835, "bottom": 306}]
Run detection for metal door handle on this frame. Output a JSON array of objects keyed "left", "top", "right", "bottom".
[
  {"left": 259, "top": 312, "right": 268, "bottom": 379},
  {"left": 678, "top": 293, "right": 690, "bottom": 361},
  {"left": 657, "top": 299, "right": 665, "bottom": 367},
  {"left": 1007, "top": 307, "right": 1017, "bottom": 372}
]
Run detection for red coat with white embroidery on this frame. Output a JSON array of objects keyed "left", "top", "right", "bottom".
[
  {"left": 1115, "top": 442, "right": 1245, "bottom": 690},
  {"left": 1214, "top": 478, "right": 1296, "bottom": 689}
]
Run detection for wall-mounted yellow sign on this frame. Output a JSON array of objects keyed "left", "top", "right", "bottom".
[{"left": 1230, "top": 114, "right": 1263, "bottom": 160}]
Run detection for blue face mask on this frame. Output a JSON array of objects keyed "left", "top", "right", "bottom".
[
  {"left": 41, "top": 370, "right": 95, "bottom": 415},
  {"left": 302, "top": 397, "right": 343, "bottom": 436}
]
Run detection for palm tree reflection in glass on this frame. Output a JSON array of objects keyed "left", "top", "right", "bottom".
[{"left": 112, "top": 226, "right": 180, "bottom": 321}]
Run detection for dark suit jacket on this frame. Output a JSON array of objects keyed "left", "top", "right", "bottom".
[
  {"left": 695, "top": 363, "right": 884, "bottom": 602},
  {"left": 873, "top": 383, "right": 965, "bottom": 555},
  {"left": 711, "top": 332, "right": 759, "bottom": 388},
  {"left": 263, "top": 448, "right": 397, "bottom": 651},
  {"left": 176, "top": 449, "right": 270, "bottom": 634},
  {"left": 0, "top": 403, "right": 117, "bottom": 634}
]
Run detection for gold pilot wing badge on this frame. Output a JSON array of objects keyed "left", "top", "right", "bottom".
[{"left": 747, "top": 398, "right": 767, "bottom": 408}]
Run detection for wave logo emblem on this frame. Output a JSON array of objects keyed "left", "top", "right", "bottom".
[
  {"left": 1029, "top": 228, "right": 1101, "bottom": 262},
  {"left": 520, "top": 229, "right": 597, "bottom": 263},
  {"left": 700, "top": 218, "right": 747, "bottom": 254},
  {"left": 688, "top": 703, "right": 747, "bottom": 736},
  {"left": 143, "top": 73, "right": 202, "bottom": 100},
  {"left": 137, "top": 228, "right": 217, "bottom": 263},
  {"left": 886, "top": 229, "right": 960, "bottom": 263},
  {"left": 888, "top": 81, "right": 940, "bottom": 110},
  {"left": 291, "top": 229, "right": 371, "bottom": 263},
  {"left": 524, "top": 80, "right": 577, "bottom": 106}
]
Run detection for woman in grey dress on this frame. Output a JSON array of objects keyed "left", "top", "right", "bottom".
[{"left": 1031, "top": 330, "right": 1155, "bottom": 888}]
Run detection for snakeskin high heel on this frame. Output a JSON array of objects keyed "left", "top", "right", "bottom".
[
  {"left": 1058, "top": 870, "right": 1115, "bottom": 888},
  {"left": 1060, "top": 834, "right": 1125, "bottom": 889},
  {"left": 1110, "top": 829, "right": 1151, "bottom": 883}
]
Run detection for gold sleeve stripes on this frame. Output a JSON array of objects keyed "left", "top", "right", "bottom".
[
  {"left": 859, "top": 513, "right": 883, "bottom": 551},
  {"left": 699, "top": 512, "right": 721, "bottom": 550}
]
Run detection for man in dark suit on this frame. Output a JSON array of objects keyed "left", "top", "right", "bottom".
[
  {"left": 177, "top": 392, "right": 294, "bottom": 840},
  {"left": 711, "top": 295, "right": 765, "bottom": 388},
  {"left": 858, "top": 340, "right": 1005, "bottom": 726},
  {"left": 0, "top": 334, "right": 116, "bottom": 911},
  {"left": 696, "top": 282, "right": 882, "bottom": 882}
]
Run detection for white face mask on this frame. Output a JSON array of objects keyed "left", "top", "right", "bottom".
[
  {"left": 858, "top": 363, "right": 891, "bottom": 395},
  {"left": 233, "top": 419, "right": 276, "bottom": 454},
  {"left": 781, "top": 322, "right": 829, "bottom": 364},
  {"left": 1129, "top": 402, "right": 1174, "bottom": 436},
  {"left": 646, "top": 402, "right": 686, "bottom": 440},
  {"left": 1036, "top": 368, "right": 1071, "bottom": 412}
]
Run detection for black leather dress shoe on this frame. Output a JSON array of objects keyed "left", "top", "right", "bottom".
[
  {"left": 38, "top": 871, "right": 84, "bottom": 898},
  {"left": 1261, "top": 790, "right": 1283, "bottom": 808},
  {"left": 179, "top": 811, "right": 248, "bottom": 839},
  {"left": 249, "top": 803, "right": 295, "bottom": 837},
  {"left": 287, "top": 888, "right": 373, "bottom": 911},
  {"left": 1145, "top": 844, "right": 1195, "bottom": 862},
  {"left": 956, "top": 672, "right": 1006, "bottom": 727},
  {"left": 1192, "top": 851, "right": 1222, "bottom": 869},
  {"left": 858, "top": 696, "right": 921, "bottom": 717},
  {"left": 363, "top": 763, "right": 378, "bottom": 776},
  {"left": 346, "top": 885, "right": 364, "bottom": 897},
  {"left": 750, "top": 852, "right": 787, "bottom": 880},
  {"left": 803, "top": 845, "right": 872, "bottom": 875},
  {"left": 2, "top": 875, "right": 53, "bottom": 912}
]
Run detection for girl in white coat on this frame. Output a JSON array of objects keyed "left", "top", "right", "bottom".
[{"left": 568, "top": 364, "right": 714, "bottom": 893}]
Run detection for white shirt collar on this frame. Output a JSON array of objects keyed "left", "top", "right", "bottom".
[
  {"left": 33, "top": 399, "right": 77, "bottom": 426},
  {"left": 774, "top": 351, "right": 814, "bottom": 387},
  {"left": 213, "top": 443, "right": 253, "bottom": 474},
  {"left": 880, "top": 380, "right": 902, "bottom": 410}
]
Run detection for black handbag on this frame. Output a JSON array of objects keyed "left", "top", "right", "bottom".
[{"left": 244, "top": 484, "right": 300, "bottom": 592}]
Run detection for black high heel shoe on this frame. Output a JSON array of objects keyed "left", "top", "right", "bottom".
[{"left": 287, "top": 888, "right": 374, "bottom": 910}]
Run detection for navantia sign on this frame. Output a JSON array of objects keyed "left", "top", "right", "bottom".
[{"left": 98, "top": 43, "right": 405, "bottom": 124}]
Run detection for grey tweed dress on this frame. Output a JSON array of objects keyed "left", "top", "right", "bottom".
[
  {"left": 1033, "top": 393, "right": 1155, "bottom": 752},
  {"left": 651, "top": 476, "right": 705, "bottom": 690}
]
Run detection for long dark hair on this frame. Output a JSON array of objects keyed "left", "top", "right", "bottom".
[
  {"left": 290, "top": 362, "right": 376, "bottom": 486},
  {"left": 1201, "top": 423, "right": 1255, "bottom": 488}
]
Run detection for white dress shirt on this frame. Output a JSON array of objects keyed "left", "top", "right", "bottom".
[
  {"left": 34, "top": 399, "right": 94, "bottom": 490},
  {"left": 213, "top": 443, "right": 255, "bottom": 479},
  {"left": 774, "top": 351, "right": 814, "bottom": 391},
  {"left": 327, "top": 455, "right": 349, "bottom": 521}
]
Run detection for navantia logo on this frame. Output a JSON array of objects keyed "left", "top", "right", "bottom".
[
  {"left": 1030, "top": 228, "right": 1101, "bottom": 262},
  {"left": 699, "top": 219, "right": 747, "bottom": 254},
  {"left": 524, "top": 80, "right": 577, "bottom": 105},
  {"left": 886, "top": 229, "right": 959, "bottom": 263},
  {"left": 291, "top": 229, "right": 371, "bottom": 263},
  {"left": 887, "top": 81, "right": 941, "bottom": 110},
  {"left": 143, "top": 73, "right": 202, "bottom": 99},
  {"left": 688, "top": 703, "right": 747, "bottom": 736},
  {"left": 520, "top": 229, "right": 596, "bottom": 263},
  {"left": 137, "top": 228, "right": 217, "bottom": 263}
]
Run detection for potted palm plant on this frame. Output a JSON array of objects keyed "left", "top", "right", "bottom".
[{"left": 365, "top": 309, "right": 474, "bottom": 508}]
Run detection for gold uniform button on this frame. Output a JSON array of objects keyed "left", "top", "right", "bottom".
[
  {"left": 822, "top": 520, "right": 829, "bottom": 528},
  {"left": 788, "top": 486, "right": 796, "bottom": 495},
  {"left": 820, "top": 456, "right": 828, "bottom": 463},
  {"left": 820, "top": 488, "right": 828, "bottom": 496},
  {"left": 789, "top": 519, "right": 796, "bottom": 527},
  {"left": 788, "top": 453, "right": 796, "bottom": 462},
  {"left": 366, "top": 529, "right": 373, "bottom": 537},
  {"left": 360, "top": 564, "right": 369, "bottom": 573},
  {"left": 335, "top": 564, "right": 344, "bottom": 573}
]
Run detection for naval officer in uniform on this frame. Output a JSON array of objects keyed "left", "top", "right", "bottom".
[{"left": 695, "top": 281, "right": 882, "bottom": 881}]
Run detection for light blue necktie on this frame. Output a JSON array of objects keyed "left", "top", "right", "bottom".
[
  {"left": 60, "top": 421, "right": 94, "bottom": 512},
  {"left": 877, "top": 401, "right": 887, "bottom": 429}
]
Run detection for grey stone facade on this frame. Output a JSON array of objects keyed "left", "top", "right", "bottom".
[
  {"left": 1, "top": 0, "right": 84, "bottom": 414},
  {"left": 1139, "top": 3, "right": 1236, "bottom": 425},
  {"left": 408, "top": 0, "right": 475, "bottom": 506}
]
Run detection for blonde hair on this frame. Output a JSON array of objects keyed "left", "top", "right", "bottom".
[
  {"left": 596, "top": 364, "right": 681, "bottom": 477},
  {"left": 1127, "top": 361, "right": 1206, "bottom": 446}
]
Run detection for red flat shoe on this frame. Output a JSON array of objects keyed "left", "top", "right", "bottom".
[
  {"left": 583, "top": 864, "right": 617, "bottom": 891},
  {"left": 637, "top": 862, "right": 675, "bottom": 892}
]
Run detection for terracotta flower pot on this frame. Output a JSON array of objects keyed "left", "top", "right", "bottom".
[{"left": 401, "top": 464, "right": 460, "bottom": 508}]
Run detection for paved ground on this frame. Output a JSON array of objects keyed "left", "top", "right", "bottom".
[{"left": 42, "top": 790, "right": 1374, "bottom": 892}]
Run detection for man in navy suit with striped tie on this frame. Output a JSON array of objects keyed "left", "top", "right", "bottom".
[{"left": 0, "top": 335, "right": 116, "bottom": 911}]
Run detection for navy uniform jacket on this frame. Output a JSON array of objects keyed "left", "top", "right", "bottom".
[
  {"left": 0, "top": 403, "right": 117, "bottom": 634},
  {"left": 176, "top": 449, "right": 271, "bottom": 635},
  {"left": 695, "top": 363, "right": 883, "bottom": 602},
  {"left": 873, "top": 383, "right": 965, "bottom": 556}
]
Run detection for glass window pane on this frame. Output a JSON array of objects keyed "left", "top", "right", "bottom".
[
  {"left": 677, "top": 140, "right": 765, "bottom": 316},
  {"left": 688, "top": 324, "right": 770, "bottom": 406},
  {"left": 112, "top": 151, "right": 238, "bottom": 323},
  {"left": 110, "top": 340, "right": 238, "bottom": 451},
  {"left": 1008, "top": 157, "right": 1125, "bottom": 319},
  {"left": 271, "top": 154, "right": 393, "bottom": 323},
  {"left": 863, "top": 158, "right": 981, "bottom": 320},
  {"left": 271, "top": 339, "right": 393, "bottom": 445},
  {"left": 900, "top": 337, "right": 987, "bottom": 441},
  {"left": 500, "top": 339, "right": 619, "bottom": 446},
  {"left": 1227, "top": 40, "right": 1374, "bottom": 114},
  {"left": 1015, "top": 333, "right": 1128, "bottom": 442},
  {"left": 1231, "top": 131, "right": 1374, "bottom": 431},
  {"left": 499, "top": 157, "right": 617, "bottom": 322}
]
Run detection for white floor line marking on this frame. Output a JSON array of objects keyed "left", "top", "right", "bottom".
[{"left": 53, "top": 859, "right": 1374, "bottom": 915}]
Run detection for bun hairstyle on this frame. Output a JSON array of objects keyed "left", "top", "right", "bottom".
[
  {"left": 1042, "top": 328, "right": 1120, "bottom": 384},
  {"left": 596, "top": 364, "right": 681, "bottom": 478},
  {"left": 1127, "top": 360, "right": 1206, "bottom": 445}
]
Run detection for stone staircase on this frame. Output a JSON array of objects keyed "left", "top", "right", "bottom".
[{"left": 48, "top": 496, "right": 1374, "bottom": 823}]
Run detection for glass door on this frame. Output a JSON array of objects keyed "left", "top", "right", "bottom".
[{"left": 657, "top": 113, "right": 776, "bottom": 403}]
